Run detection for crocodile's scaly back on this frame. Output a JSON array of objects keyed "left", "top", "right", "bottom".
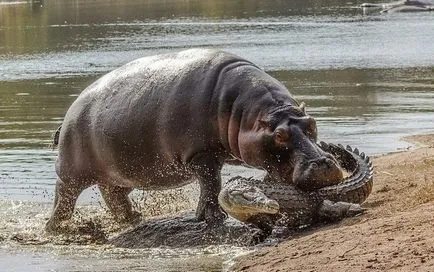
[{"left": 315, "top": 142, "right": 374, "bottom": 204}]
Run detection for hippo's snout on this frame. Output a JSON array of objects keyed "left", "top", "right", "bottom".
[{"left": 293, "top": 154, "right": 344, "bottom": 191}]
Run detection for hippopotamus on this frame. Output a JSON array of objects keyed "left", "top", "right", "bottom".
[{"left": 45, "top": 49, "right": 344, "bottom": 232}]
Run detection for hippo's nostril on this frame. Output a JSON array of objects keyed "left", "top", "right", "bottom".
[
  {"left": 309, "top": 157, "right": 337, "bottom": 170},
  {"left": 325, "top": 158, "right": 336, "bottom": 167}
]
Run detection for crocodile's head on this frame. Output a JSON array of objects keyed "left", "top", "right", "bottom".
[{"left": 218, "top": 180, "right": 280, "bottom": 222}]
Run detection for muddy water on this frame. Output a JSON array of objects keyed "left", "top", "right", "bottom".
[{"left": 1, "top": 0, "right": 434, "bottom": 271}]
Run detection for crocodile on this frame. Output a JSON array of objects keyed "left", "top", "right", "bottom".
[{"left": 219, "top": 143, "right": 373, "bottom": 233}]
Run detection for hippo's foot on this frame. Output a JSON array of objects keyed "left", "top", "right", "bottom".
[
  {"left": 45, "top": 219, "right": 107, "bottom": 244},
  {"left": 44, "top": 218, "right": 82, "bottom": 234},
  {"left": 45, "top": 218, "right": 69, "bottom": 234},
  {"left": 116, "top": 210, "right": 142, "bottom": 227},
  {"left": 196, "top": 202, "right": 227, "bottom": 227},
  {"left": 318, "top": 200, "right": 366, "bottom": 221}
]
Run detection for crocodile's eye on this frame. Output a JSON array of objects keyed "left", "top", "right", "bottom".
[
  {"left": 243, "top": 191, "right": 256, "bottom": 201},
  {"left": 231, "top": 190, "right": 243, "bottom": 196},
  {"left": 246, "top": 187, "right": 257, "bottom": 193}
]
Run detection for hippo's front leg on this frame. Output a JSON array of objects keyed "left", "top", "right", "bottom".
[{"left": 189, "top": 152, "right": 227, "bottom": 225}]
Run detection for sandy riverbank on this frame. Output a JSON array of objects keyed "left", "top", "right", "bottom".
[{"left": 232, "top": 134, "right": 434, "bottom": 272}]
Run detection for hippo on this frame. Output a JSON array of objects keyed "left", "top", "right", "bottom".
[{"left": 46, "top": 49, "right": 344, "bottom": 232}]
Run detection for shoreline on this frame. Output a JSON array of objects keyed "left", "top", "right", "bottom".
[{"left": 231, "top": 133, "right": 434, "bottom": 272}]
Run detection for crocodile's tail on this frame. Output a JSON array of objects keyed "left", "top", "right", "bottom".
[
  {"left": 50, "top": 125, "right": 62, "bottom": 150},
  {"left": 316, "top": 143, "right": 374, "bottom": 204}
]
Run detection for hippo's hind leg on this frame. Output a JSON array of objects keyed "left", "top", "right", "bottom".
[
  {"left": 98, "top": 184, "right": 141, "bottom": 225},
  {"left": 45, "top": 178, "right": 89, "bottom": 233},
  {"left": 189, "top": 152, "right": 227, "bottom": 226}
]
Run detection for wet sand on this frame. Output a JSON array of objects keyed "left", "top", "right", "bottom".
[{"left": 232, "top": 134, "right": 434, "bottom": 271}]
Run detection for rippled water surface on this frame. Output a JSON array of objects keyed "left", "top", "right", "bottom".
[{"left": 1, "top": 0, "right": 434, "bottom": 271}]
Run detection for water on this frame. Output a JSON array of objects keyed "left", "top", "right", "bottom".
[{"left": 0, "top": 0, "right": 434, "bottom": 271}]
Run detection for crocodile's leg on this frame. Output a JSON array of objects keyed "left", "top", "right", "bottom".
[
  {"left": 246, "top": 214, "right": 275, "bottom": 236},
  {"left": 317, "top": 200, "right": 366, "bottom": 221}
]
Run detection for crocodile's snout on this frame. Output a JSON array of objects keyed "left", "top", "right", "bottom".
[
  {"left": 256, "top": 197, "right": 280, "bottom": 214},
  {"left": 219, "top": 183, "right": 280, "bottom": 222},
  {"left": 229, "top": 187, "right": 280, "bottom": 213}
]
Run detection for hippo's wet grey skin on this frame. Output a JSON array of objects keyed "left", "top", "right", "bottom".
[
  {"left": 219, "top": 144, "right": 373, "bottom": 233},
  {"left": 46, "top": 49, "right": 343, "bottom": 232}
]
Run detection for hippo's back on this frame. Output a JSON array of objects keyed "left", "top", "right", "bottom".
[{"left": 56, "top": 49, "right": 252, "bottom": 186}]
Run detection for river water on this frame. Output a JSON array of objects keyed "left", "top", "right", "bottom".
[{"left": 0, "top": 0, "right": 433, "bottom": 271}]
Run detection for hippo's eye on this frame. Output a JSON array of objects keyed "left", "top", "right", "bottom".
[{"left": 274, "top": 126, "right": 290, "bottom": 147}]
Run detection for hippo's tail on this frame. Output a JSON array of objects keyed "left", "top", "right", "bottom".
[{"left": 50, "top": 125, "right": 62, "bottom": 150}]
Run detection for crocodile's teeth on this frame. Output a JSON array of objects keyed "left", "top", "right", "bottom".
[
  {"left": 329, "top": 143, "right": 338, "bottom": 149},
  {"left": 338, "top": 143, "right": 345, "bottom": 149},
  {"left": 346, "top": 145, "right": 353, "bottom": 152},
  {"left": 360, "top": 152, "right": 366, "bottom": 159},
  {"left": 354, "top": 148, "right": 360, "bottom": 155}
]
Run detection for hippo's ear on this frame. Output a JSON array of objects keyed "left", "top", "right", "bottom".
[
  {"left": 299, "top": 101, "right": 306, "bottom": 115},
  {"left": 274, "top": 125, "right": 290, "bottom": 146}
]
